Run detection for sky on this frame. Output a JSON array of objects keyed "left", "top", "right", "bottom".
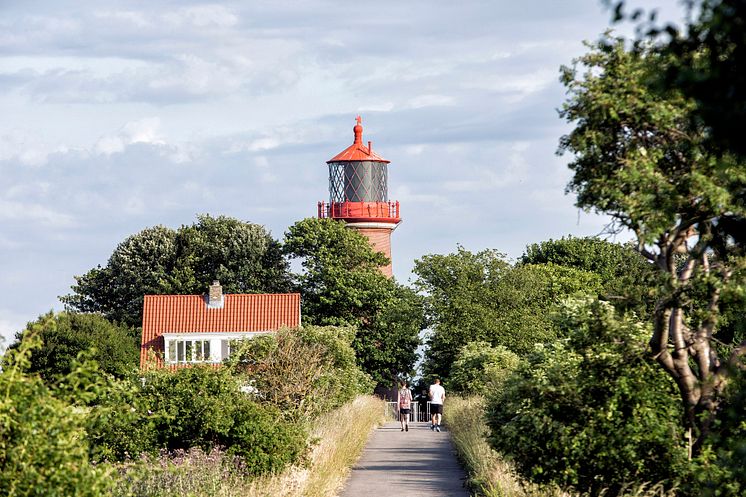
[{"left": 0, "top": 0, "right": 687, "bottom": 344}]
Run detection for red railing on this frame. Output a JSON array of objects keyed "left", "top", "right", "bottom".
[{"left": 318, "top": 201, "right": 400, "bottom": 222}]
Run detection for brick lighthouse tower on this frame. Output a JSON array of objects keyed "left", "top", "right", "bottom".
[{"left": 318, "top": 116, "right": 401, "bottom": 277}]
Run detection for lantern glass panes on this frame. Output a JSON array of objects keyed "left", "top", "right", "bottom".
[{"left": 328, "top": 161, "right": 388, "bottom": 203}]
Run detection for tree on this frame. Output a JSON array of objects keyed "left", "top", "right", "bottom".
[
  {"left": 413, "top": 247, "right": 510, "bottom": 379},
  {"left": 449, "top": 341, "right": 519, "bottom": 396},
  {"left": 283, "top": 218, "right": 422, "bottom": 384},
  {"left": 62, "top": 215, "right": 291, "bottom": 327},
  {"left": 355, "top": 285, "right": 424, "bottom": 384},
  {"left": 9, "top": 311, "right": 139, "bottom": 380},
  {"left": 559, "top": 37, "right": 746, "bottom": 453},
  {"left": 413, "top": 246, "right": 603, "bottom": 378},
  {"left": 520, "top": 236, "right": 657, "bottom": 315}
]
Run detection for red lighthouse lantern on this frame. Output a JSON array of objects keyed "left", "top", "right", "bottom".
[{"left": 318, "top": 116, "right": 401, "bottom": 277}]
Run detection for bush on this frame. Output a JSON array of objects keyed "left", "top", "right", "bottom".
[
  {"left": 9, "top": 311, "right": 139, "bottom": 380},
  {"left": 486, "top": 298, "right": 687, "bottom": 496},
  {"left": 52, "top": 356, "right": 160, "bottom": 463},
  {"left": 0, "top": 333, "right": 113, "bottom": 496},
  {"left": 141, "top": 366, "right": 308, "bottom": 475},
  {"left": 449, "top": 341, "right": 520, "bottom": 396},
  {"left": 226, "top": 326, "right": 374, "bottom": 419}
]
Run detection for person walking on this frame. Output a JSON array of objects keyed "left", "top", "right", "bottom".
[
  {"left": 429, "top": 378, "right": 446, "bottom": 432},
  {"left": 398, "top": 380, "right": 412, "bottom": 432}
]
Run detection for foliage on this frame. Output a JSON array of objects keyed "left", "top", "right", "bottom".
[
  {"left": 610, "top": 0, "right": 746, "bottom": 158},
  {"left": 520, "top": 236, "right": 657, "bottom": 315},
  {"left": 50, "top": 353, "right": 160, "bottom": 463},
  {"left": 414, "top": 247, "right": 511, "bottom": 380},
  {"left": 62, "top": 215, "right": 291, "bottom": 327},
  {"left": 445, "top": 396, "right": 572, "bottom": 497},
  {"left": 354, "top": 285, "right": 423, "bottom": 384},
  {"left": 559, "top": 35, "right": 746, "bottom": 452},
  {"left": 690, "top": 361, "right": 746, "bottom": 497},
  {"left": 283, "top": 218, "right": 392, "bottom": 327},
  {"left": 414, "top": 246, "right": 602, "bottom": 378},
  {"left": 0, "top": 332, "right": 113, "bottom": 497},
  {"left": 115, "top": 395, "right": 386, "bottom": 497},
  {"left": 8, "top": 311, "right": 138, "bottom": 380},
  {"left": 140, "top": 366, "right": 308, "bottom": 475},
  {"left": 486, "top": 298, "right": 687, "bottom": 496},
  {"left": 225, "top": 326, "right": 374, "bottom": 420},
  {"left": 283, "top": 218, "right": 422, "bottom": 384},
  {"left": 449, "top": 341, "right": 520, "bottom": 396}
]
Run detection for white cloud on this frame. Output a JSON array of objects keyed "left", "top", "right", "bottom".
[
  {"left": 95, "top": 117, "right": 164, "bottom": 155},
  {"left": 0, "top": 129, "right": 58, "bottom": 166},
  {"left": 0, "top": 198, "right": 75, "bottom": 227},
  {"left": 406, "top": 94, "right": 454, "bottom": 109},
  {"left": 163, "top": 5, "right": 239, "bottom": 28},
  {"left": 147, "top": 54, "right": 245, "bottom": 97},
  {"left": 225, "top": 125, "right": 316, "bottom": 154},
  {"left": 463, "top": 68, "right": 556, "bottom": 98},
  {"left": 93, "top": 10, "right": 152, "bottom": 28}
]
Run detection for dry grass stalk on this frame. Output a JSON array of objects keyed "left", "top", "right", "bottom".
[{"left": 244, "top": 395, "right": 385, "bottom": 497}]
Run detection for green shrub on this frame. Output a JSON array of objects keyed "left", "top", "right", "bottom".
[
  {"left": 52, "top": 357, "right": 160, "bottom": 463},
  {"left": 142, "top": 366, "right": 308, "bottom": 475},
  {"left": 486, "top": 298, "right": 687, "bottom": 496},
  {"left": 449, "top": 341, "right": 520, "bottom": 395},
  {"left": 0, "top": 333, "right": 113, "bottom": 496},
  {"left": 226, "top": 326, "right": 374, "bottom": 419}
]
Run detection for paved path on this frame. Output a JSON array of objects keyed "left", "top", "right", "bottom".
[{"left": 338, "top": 421, "right": 471, "bottom": 497}]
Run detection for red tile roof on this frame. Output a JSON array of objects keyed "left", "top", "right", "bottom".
[{"left": 140, "top": 293, "right": 300, "bottom": 368}]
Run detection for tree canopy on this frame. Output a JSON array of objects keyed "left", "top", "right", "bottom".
[
  {"left": 283, "top": 218, "right": 423, "bottom": 384},
  {"left": 520, "top": 236, "right": 657, "bottom": 315},
  {"left": 61, "top": 215, "right": 291, "bottom": 327},
  {"left": 413, "top": 245, "right": 610, "bottom": 378},
  {"left": 448, "top": 341, "right": 519, "bottom": 396},
  {"left": 611, "top": 0, "right": 746, "bottom": 158}
]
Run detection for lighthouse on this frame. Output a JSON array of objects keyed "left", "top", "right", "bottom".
[{"left": 318, "top": 116, "right": 401, "bottom": 277}]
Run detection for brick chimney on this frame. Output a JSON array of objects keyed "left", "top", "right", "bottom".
[{"left": 207, "top": 280, "right": 224, "bottom": 308}]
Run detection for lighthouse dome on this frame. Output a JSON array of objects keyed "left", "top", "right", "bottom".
[{"left": 327, "top": 116, "right": 390, "bottom": 163}]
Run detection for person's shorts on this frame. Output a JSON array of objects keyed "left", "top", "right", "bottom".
[
  {"left": 430, "top": 404, "right": 443, "bottom": 414},
  {"left": 399, "top": 408, "right": 411, "bottom": 415}
]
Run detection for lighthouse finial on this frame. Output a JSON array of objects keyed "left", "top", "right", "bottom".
[{"left": 353, "top": 115, "right": 363, "bottom": 144}]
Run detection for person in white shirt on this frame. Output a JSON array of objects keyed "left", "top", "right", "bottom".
[{"left": 428, "top": 378, "right": 446, "bottom": 432}]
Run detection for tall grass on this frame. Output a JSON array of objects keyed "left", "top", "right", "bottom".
[
  {"left": 115, "top": 395, "right": 385, "bottom": 497},
  {"left": 445, "top": 396, "right": 678, "bottom": 497}
]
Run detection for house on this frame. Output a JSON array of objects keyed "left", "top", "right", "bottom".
[{"left": 140, "top": 281, "right": 301, "bottom": 369}]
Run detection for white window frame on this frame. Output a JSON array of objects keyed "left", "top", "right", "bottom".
[{"left": 162, "top": 332, "right": 273, "bottom": 365}]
